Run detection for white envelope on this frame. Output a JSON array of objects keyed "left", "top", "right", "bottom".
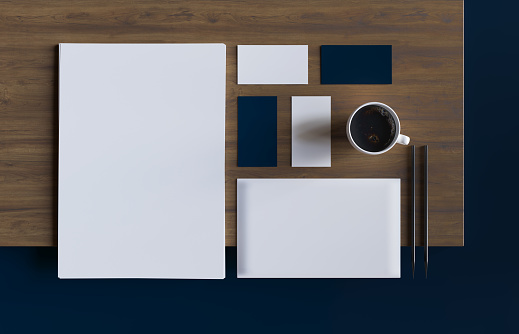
[{"left": 237, "top": 179, "right": 401, "bottom": 278}]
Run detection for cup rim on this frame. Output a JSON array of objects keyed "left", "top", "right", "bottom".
[{"left": 346, "top": 102, "right": 401, "bottom": 155}]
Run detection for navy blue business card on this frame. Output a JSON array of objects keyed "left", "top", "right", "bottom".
[
  {"left": 321, "top": 45, "right": 392, "bottom": 84},
  {"left": 238, "top": 96, "right": 277, "bottom": 167}
]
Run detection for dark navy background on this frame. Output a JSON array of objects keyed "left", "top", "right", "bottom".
[{"left": 1, "top": 2, "right": 517, "bottom": 332}]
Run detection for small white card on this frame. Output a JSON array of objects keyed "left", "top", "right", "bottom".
[
  {"left": 237, "top": 178, "right": 401, "bottom": 278},
  {"left": 291, "top": 96, "right": 331, "bottom": 167},
  {"left": 237, "top": 45, "right": 308, "bottom": 84}
]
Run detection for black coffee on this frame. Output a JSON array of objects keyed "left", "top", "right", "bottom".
[{"left": 350, "top": 105, "right": 396, "bottom": 152}]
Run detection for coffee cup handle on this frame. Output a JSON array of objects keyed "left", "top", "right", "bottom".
[{"left": 396, "top": 134, "right": 410, "bottom": 145}]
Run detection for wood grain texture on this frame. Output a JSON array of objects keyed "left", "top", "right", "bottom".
[{"left": 0, "top": 0, "right": 463, "bottom": 246}]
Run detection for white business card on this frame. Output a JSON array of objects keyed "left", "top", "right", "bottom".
[
  {"left": 292, "top": 96, "right": 331, "bottom": 167},
  {"left": 238, "top": 45, "right": 308, "bottom": 84}
]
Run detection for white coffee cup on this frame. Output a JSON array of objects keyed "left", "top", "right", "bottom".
[{"left": 346, "top": 102, "right": 410, "bottom": 155}]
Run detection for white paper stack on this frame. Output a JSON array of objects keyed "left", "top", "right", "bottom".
[
  {"left": 58, "top": 44, "right": 226, "bottom": 279},
  {"left": 237, "top": 178, "right": 401, "bottom": 278}
]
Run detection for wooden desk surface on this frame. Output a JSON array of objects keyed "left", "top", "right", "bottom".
[{"left": 0, "top": 0, "right": 463, "bottom": 246}]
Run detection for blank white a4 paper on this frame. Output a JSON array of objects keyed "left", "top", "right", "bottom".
[{"left": 58, "top": 44, "right": 226, "bottom": 279}]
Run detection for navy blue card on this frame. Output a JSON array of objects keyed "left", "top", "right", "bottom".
[
  {"left": 321, "top": 45, "right": 392, "bottom": 84},
  {"left": 238, "top": 96, "right": 277, "bottom": 167}
]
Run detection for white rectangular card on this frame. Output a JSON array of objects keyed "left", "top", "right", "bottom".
[
  {"left": 237, "top": 179, "right": 401, "bottom": 278},
  {"left": 291, "top": 96, "right": 331, "bottom": 167},
  {"left": 58, "top": 44, "right": 226, "bottom": 279},
  {"left": 237, "top": 45, "right": 308, "bottom": 84}
]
